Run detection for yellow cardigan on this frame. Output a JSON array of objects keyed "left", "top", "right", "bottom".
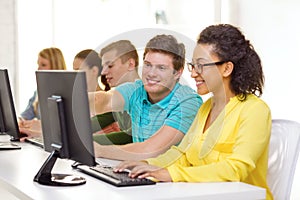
[{"left": 147, "top": 94, "right": 273, "bottom": 200}]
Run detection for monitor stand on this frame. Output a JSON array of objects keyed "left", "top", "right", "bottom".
[
  {"left": 0, "top": 142, "right": 21, "bottom": 150},
  {"left": 34, "top": 150, "right": 86, "bottom": 186},
  {"left": 0, "top": 135, "right": 21, "bottom": 150}
]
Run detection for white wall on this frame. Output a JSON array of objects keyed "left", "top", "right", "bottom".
[
  {"left": 14, "top": 0, "right": 300, "bottom": 123},
  {"left": 16, "top": 0, "right": 216, "bottom": 113},
  {"left": 16, "top": 0, "right": 54, "bottom": 114},
  {"left": 8, "top": 0, "right": 300, "bottom": 122},
  {"left": 225, "top": 0, "right": 300, "bottom": 123},
  {"left": 0, "top": 0, "right": 18, "bottom": 105}
]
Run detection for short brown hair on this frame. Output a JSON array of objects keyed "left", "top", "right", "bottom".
[
  {"left": 100, "top": 40, "right": 139, "bottom": 67},
  {"left": 143, "top": 34, "right": 185, "bottom": 71}
]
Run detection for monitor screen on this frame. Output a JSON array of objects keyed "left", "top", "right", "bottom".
[
  {"left": 0, "top": 69, "right": 23, "bottom": 141},
  {"left": 36, "top": 70, "right": 96, "bottom": 166},
  {"left": 35, "top": 70, "right": 96, "bottom": 186}
]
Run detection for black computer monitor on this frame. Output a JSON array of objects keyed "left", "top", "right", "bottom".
[
  {"left": 0, "top": 69, "right": 23, "bottom": 149},
  {"left": 34, "top": 70, "right": 96, "bottom": 186}
]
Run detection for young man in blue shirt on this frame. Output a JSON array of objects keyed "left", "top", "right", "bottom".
[{"left": 90, "top": 34, "right": 202, "bottom": 160}]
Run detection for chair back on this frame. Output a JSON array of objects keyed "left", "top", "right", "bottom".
[{"left": 267, "top": 119, "right": 300, "bottom": 200}]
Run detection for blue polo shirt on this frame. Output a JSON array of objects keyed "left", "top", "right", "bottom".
[{"left": 116, "top": 80, "right": 202, "bottom": 142}]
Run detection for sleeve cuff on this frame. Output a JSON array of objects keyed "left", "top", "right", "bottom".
[{"left": 167, "top": 164, "right": 183, "bottom": 182}]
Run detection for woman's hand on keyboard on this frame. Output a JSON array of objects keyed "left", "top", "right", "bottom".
[
  {"left": 130, "top": 164, "right": 171, "bottom": 182},
  {"left": 114, "top": 160, "right": 147, "bottom": 173},
  {"left": 114, "top": 160, "right": 172, "bottom": 182}
]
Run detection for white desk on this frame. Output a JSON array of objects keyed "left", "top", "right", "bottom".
[{"left": 0, "top": 137, "right": 266, "bottom": 200}]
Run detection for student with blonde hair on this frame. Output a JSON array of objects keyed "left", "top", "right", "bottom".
[
  {"left": 20, "top": 47, "right": 67, "bottom": 120},
  {"left": 18, "top": 47, "right": 66, "bottom": 138}
]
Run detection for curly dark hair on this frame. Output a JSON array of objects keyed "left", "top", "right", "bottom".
[{"left": 197, "top": 24, "right": 264, "bottom": 100}]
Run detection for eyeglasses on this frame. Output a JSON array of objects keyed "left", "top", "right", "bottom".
[{"left": 187, "top": 61, "right": 227, "bottom": 74}]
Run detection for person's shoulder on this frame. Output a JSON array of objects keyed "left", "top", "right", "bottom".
[
  {"left": 31, "top": 90, "right": 38, "bottom": 97},
  {"left": 242, "top": 94, "right": 270, "bottom": 111},
  {"left": 116, "top": 80, "right": 141, "bottom": 89},
  {"left": 175, "top": 83, "right": 200, "bottom": 97},
  {"left": 134, "top": 79, "right": 143, "bottom": 86},
  {"left": 171, "top": 83, "right": 202, "bottom": 106},
  {"left": 245, "top": 94, "right": 268, "bottom": 104},
  {"left": 115, "top": 80, "right": 145, "bottom": 99}
]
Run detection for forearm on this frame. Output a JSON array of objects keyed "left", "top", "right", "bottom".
[
  {"left": 94, "top": 126, "right": 184, "bottom": 161},
  {"left": 89, "top": 91, "right": 105, "bottom": 115},
  {"left": 147, "top": 146, "right": 185, "bottom": 168},
  {"left": 88, "top": 91, "right": 114, "bottom": 115},
  {"left": 167, "top": 159, "right": 243, "bottom": 182},
  {"left": 89, "top": 90, "right": 124, "bottom": 116},
  {"left": 147, "top": 123, "right": 198, "bottom": 168},
  {"left": 94, "top": 142, "right": 169, "bottom": 161}
]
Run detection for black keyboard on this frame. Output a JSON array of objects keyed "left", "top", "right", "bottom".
[
  {"left": 74, "top": 164, "right": 156, "bottom": 187},
  {"left": 25, "top": 137, "right": 44, "bottom": 148}
]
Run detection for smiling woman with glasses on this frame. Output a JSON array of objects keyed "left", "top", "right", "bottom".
[{"left": 115, "top": 24, "right": 273, "bottom": 200}]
